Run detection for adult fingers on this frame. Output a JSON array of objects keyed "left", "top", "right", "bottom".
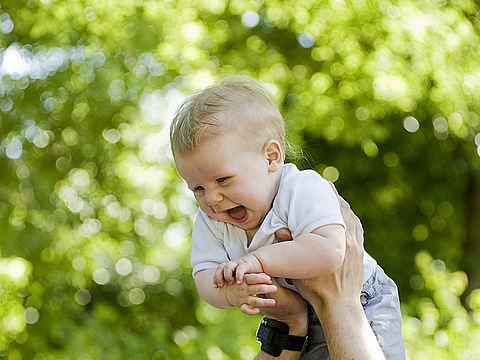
[
  {"left": 275, "top": 228, "right": 293, "bottom": 242},
  {"left": 244, "top": 273, "right": 273, "bottom": 285},
  {"left": 343, "top": 211, "right": 364, "bottom": 290},
  {"left": 347, "top": 208, "right": 364, "bottom": 253},
  {"left": 247, "top": 296, "right": 276, "bottom": 308},
  {"left": 329, "top": 181, "right": 352, "bottom": 220},
  {"left": 329, "top": 181, "right": 350, "bottom": 210},
  {"left": 329, "top": 180, "right": 364, "bottom": 253},
  {"left": 240, "top": 303, "right": 260, "bottom": 316},
  {"left": 248, "top": 284, "right": 278, "bottom": 296}
]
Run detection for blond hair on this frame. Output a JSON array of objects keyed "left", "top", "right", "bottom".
[{"left": 170, "top": 76, "right": 285, "bottom": 157}]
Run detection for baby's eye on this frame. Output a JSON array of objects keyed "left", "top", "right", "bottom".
[
  {"left": 217, "top": 177, "right": 228, "bottom": 184},
  {"left": 193, "top": 186, "right": 205, "bottom": 193}
]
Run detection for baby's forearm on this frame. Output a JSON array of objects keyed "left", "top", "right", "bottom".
[
  {"left": 253, "top": 227, "right": 345, "bottom": 279},
  {"left": 195, "top": 269, "right": 232, "bottom": 309}
]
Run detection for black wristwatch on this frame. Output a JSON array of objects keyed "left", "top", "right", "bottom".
[{"left": 256, "top": 317, "right": 308, "bottom": 357}]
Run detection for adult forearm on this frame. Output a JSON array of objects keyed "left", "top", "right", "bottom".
[
  {"left": 315, "top": 299, "right": 386, "bottom": 360},
  {"left": 256, "top": 299, "right": 385, "bottom": 360},
  {"left": 253, "top": 233, "right": 343, "bottom": 279}
]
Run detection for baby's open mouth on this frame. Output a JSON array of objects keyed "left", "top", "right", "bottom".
[{"left": 227, "top": 206, "right": 247, "bottom": 221}]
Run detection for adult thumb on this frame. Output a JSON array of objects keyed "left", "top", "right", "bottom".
[{"left": 275, "top": 228, "right": 293, "bottom": 242}]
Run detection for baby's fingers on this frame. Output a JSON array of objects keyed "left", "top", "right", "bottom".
[
  {"left": 223, "top": 261, "right": 238, "bottom": 283},
  {"left": 213, "top": 265, "right": 226, "bottom": 288},
  {"left": 240, "top": 303, "right": 260, "bottom": 316},
  {"left": 235, "top": 263, "right": 250, "bottom": 284}
]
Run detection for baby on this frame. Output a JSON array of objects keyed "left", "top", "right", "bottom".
[{"left": 170, "top": 76, "right": 405, "bottom": 359}]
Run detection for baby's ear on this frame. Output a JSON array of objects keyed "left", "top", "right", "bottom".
[{"left": 264, "top": 140, "right": 283, "bottom": 172}]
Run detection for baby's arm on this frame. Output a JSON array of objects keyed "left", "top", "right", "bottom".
[
  {"left": 195, "top": 268, "right": 277, "bottom": 315},
  {"left": 252, "top": 224, "right": 346, "bottom": 279}
]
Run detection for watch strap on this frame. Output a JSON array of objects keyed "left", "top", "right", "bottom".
[{"left": 256, "top": 317, "right": 308, "bottom": 356}]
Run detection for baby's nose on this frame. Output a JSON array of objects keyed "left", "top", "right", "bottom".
[{"left": 206, "top": 189, "right": 223, "bottom": 207}]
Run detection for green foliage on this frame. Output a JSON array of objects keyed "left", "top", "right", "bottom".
[
  {"left": 403, "top": 251, "right": 480, "bottom": 359},
  {"left": 0, "top": 0, "right": 479, "bottom": 358}
]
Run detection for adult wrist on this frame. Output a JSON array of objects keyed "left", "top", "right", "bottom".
[
  {"left": 256, "top": 317, "right": 308, "bottom": 357},
  {"left": 221, "top": 284, "right": 235, "bottom": 307},
  {"left": 284, "top": 316, "right": 308, "bottom": 337},
  {"left": 315, "top": 297, "right": 362, "bottom": 324}
]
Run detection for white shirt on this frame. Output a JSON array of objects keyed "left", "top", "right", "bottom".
[{"left": 191, "top": 163, "right": 376, "bottom": 285}]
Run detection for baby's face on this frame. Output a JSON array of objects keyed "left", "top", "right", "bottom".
[{"left": 175, "top": 131, "right": 282, "bottom": 236}]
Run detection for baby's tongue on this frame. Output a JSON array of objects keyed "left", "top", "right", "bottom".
[{"left": 228, "top": 206, "right": 246, "bottom": 220}]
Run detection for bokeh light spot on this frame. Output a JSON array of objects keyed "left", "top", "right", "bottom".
[
  {"left": 383, "top": 152, "right": 399, "bottom": 167},
  {"left": 242, "top": 11, "right": 260, "bottom": 28},
  {"left": 75, "top": 289, "right": 91, "bottom": 305},
  {"left": 24, "top": 307, "right": 40, "bottom": 324},
  {"left": 142, "top": 266, "right": 160, "bottom": 283},
  {"left": 93, "top": 268, "right": 110, "bottom": 285},
  {"left": 322, "top": 166, "right": 340, "bottom": 182},
  {"left": 437, "top": 201, "right": 453, "bottom": 217},
  {"left": 6, "top": 259, "right": 27, "bottom": 282},
  {"left": 475, "top": 133, "right": 480, "bottom": 146},
  {"left": 403, "top": 116, "right": 420, "bottom": 132},
  {"left": 413, "top": 224, "right": 429, "bottom": 241},
  {"left": 102, "top": 129, "right": 121, "bottom": 144},
  {"left": 355, "top": 107, "right": 369, "bottom": 121},
  {"left": 298, "top": 32, "right": 315, "bottom": 48},
  {"left": 434, "top": 330, "right": 449, "bottom": 348},
  {"left": 361, "top": 139, "right": 379, "bottom": 157},
  {"left": 115, "top": 258, "right": 133, "bottom": 276},
  {"left": 72, "top": 256, "right": 86, "bottom": 271},
  {"left": 128, "top": 288, "right": 145, "bottom": 305},
  {"left": 6, "top": 138, "right": 23, "bottom": 159},
  {"left": 1, "top": 18, "right": 14, "bottom": 34}
]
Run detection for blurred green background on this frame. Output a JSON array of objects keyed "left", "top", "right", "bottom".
[{"left": 1, "top": 0, "right": 480, "bottom": 359}]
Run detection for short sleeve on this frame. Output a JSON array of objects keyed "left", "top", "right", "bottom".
[
  {"left": 275, "top": 168, "right": 345, "bottom": 239},
  {"left": 191, "top": 210, "right": 230, "bottom": 277}
]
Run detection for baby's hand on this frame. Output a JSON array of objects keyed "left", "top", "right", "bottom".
[
  {"left": 224, "top": 273, "right": 277, "bottom": 316},
  {"left": 213, "top": 253, "right": 263, "bottom": 288},
  {"left": 213, "top": 260, "right": 238, "bottom": 288}
]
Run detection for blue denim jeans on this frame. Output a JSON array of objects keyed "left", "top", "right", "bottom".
[{"left": 301, "top": 265, "right": 405, "bottom": 360}]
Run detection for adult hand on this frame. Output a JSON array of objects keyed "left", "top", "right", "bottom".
[
  {"left": 249, "top": 275, "right": 308, "bottom": 337},
  {"left": 223, "top": 272, "right": 278, "bottom": 316},
  {"left": 294, "top": 183, "right": 386, "bottom": 360},
  {"left": 294, "top": 183, "right": 364, "bottom": 308},
  {"left": 272, "top": 182, "right": 363, "bottom": 307}
]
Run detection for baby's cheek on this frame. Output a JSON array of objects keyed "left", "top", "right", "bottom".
[{"left": 199, "top": 205, "right": 216, "bottom": 218}]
